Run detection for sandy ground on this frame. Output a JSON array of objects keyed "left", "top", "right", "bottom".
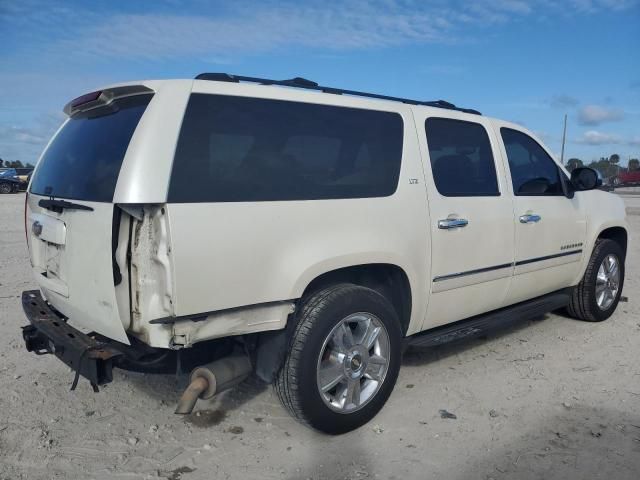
[
  {"left": 617, "top": 187, "right": 640, "bottom": 215},
  {"left": 1, "top": 192, "right": 638, "bottom": 480}
]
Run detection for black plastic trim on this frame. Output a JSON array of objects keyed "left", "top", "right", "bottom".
[
  {"left": 406, "top": 289, "right": 571, "bottom": 348},
  {"left": 38, "top": 198, "right": 94, "bottom": 213},
  {"left": 111, "top": 206, "right": 122, "bottom": 286},
  {"left": 195, "top": 73, "right": 481, "bottom": 115},
  {"left": 149, "top": 299, "right": 295, "bottom": 325}
]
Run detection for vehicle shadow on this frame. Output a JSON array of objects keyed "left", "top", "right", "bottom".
[
  {"left": 286, "top": 430, "right": 375, "bottom": 480},
  {"left": 402, "top": 314, "right": 550, "bottom": 368},
  {"left": 122, "top": 313, "right": 555, "bottom": 428},
  {"left": 456, "top": 404, "right": 640, "bottom": 479},
  {"left": 123, "top": 370, "right": 269, "bottom": 421}
]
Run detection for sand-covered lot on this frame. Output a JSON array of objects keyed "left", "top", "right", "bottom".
[{"left": 1, "top": 192, "right": 639, "bottom": 480}]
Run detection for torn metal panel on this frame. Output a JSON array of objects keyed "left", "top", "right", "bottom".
[
  {"left": 171, "top": 302, "right": 294, "bottom": 348},
  {"left": 129, "top": 205, "right": 175, "bottom": 345}
]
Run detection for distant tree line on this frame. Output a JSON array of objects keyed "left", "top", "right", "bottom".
[
  {"left": 566, "top": 154, "right": 639, "bottom": 178},
  {"left": 0, "top": 158, "right": 35, "bottom": 168}
]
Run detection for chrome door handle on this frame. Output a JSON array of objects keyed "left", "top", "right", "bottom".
[
  {"left": 438, "top": 218, "right": 469, "bottom": 229},
  {"left": 519, "top": 214, "right": 542, "bottom": 224}
]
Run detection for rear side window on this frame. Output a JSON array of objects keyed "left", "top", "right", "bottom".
[
  {"left": 500, "top": 128, "right": 563, "bottom": 196},
  {"left": 425, "top": 118, "right": 499, "bottom": 197},
  {"left": 30, "top": 94, "right": 152, "bottom": 202},
  {"left": 168, "top": 94, "right": 403, "bottom": 202}
]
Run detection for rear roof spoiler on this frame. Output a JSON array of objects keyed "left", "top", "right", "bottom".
[{"left": 63, "top": 85, "right": 154, "bottom": 117}]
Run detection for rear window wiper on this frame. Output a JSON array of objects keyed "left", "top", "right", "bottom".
[{"left": 38, "top": 198, "right": 94, "bottom": 213}]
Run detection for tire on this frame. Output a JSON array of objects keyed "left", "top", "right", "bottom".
[
  {"left": 275, "top": 284, "right": 402, "bottom": 434},
  {"left": 567, "top": 239, "right": 625, "bottom": 322},
  {"left": 0, "top": 182, "right": 12, "bottom": 194}
]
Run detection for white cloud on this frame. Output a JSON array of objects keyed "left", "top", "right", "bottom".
[
  {"left": 629, "top": 136, "right": 640, "bottom": 146},
  {"left": 575, "top": 130, "right": 622, "bottom": 145},
  {"left": 3, "top": 0, "right": 639, "bottom": 63},
  {"left": 568, "top": 0, "right": 639, "bottom": 11},
  {"left": 577, "top": 104, "right": 624, "bottom": 125},
  {"left": 550, "top": 94, "right": 579, "bottom": 108},
  {"left": 533, "top": 130, "right": 555, "bottom": 142},
  {"left": 1, "top": 0, "right": 638, "bottom": 163},
  {"left": 0, "top": 112, "right": 64, "bottom": 163},
  {"left": 2, "top": 126, "right": 46, "bottom": 145}
]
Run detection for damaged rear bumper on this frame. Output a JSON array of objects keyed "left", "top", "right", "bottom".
[{"left": 21, "top": 290, "right": 123, "bottom": 389}]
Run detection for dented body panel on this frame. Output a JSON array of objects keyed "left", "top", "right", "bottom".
[{"left": 170, "top": 301, "right": 295, "bottom": 348}]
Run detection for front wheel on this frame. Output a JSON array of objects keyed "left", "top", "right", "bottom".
[
  {"left": 567, "top": 239, "right": 625, "bottom": 322},
  {"left": 0, "top": 182, "right": 13, "bottom": 194},
  {"left": 275, "top": 284, "right": 402, "bottom": 434}
]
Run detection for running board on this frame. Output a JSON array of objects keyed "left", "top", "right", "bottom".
[{"left": 406, "top": 290, "right": 571, "bottom": 349}]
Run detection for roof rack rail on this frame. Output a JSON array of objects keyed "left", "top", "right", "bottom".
[{"left": 194, "top": 73, "right": 481, "bottom": 115}]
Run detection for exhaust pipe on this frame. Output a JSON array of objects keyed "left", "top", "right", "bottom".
[{"left": 175, "top": 353, "right": 252, "bottom": 415}]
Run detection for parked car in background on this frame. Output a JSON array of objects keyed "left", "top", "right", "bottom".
[
  {"left": 596, "top": 172, "right": 615, "bottom": 192},
  {"left": 615, "top": 169, "right": 640, "bottom": 186},
  {"left": 0, "top": 168, "right": 22, "bottom": 194},
  {"left": 0, "top": 167, "right": 33, "bottom": 191},
  {"left": 14, "top": 167, "right": 34, "bottom": 187}
]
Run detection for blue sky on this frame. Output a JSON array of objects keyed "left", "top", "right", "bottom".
[{"left": 1, "top": 0, "right": 639, "bottom": 166}]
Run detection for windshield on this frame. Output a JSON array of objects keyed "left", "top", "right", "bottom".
[
  {"left": 0, "top": 170, "right": 16, "bottom": 177},
  {"left": 30, "top": 94, "right": 152, "bottom": 202}
]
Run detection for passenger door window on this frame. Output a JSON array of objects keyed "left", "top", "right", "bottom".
[
  {"left": 425, "top": 118, "right": 500, "bottom": 197},
  {"left": 500, "top": 128, "right": 563, "bottom": 196}
]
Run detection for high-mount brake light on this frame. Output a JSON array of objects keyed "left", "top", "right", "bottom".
[
  {"left": 63, "top": 85, "right": 153, "bottom": 116},
  {"left": 69, "top": 91, "right": 102, "bottom": 109}
]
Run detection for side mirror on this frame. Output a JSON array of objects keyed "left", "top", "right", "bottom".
[{"left": 570, "top": 167, "right": 601, "bottom": 191}]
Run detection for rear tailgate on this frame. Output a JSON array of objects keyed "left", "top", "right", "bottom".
[
  {"left": 26, "top": 89, "right": 154, "bottom": 344},
  {"left": 27, "top": 196, "right": 130, "bottom": 343}
]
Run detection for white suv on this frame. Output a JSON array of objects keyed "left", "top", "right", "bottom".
[{"left": 21, "top": 74, "right": 628, "bottom": 434}]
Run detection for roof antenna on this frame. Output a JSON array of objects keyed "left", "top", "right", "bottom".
[{"left": 560, "top": 113, "right": 567, "bottom": 165}]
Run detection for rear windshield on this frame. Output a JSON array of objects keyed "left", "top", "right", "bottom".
[
  {"left": 30, "top": 94, "right": 152, "bottom": 202},
  {"left": 168, "top": 94, "right": 403, "bottom": 202}
]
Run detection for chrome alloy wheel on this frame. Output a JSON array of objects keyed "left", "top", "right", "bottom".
[
  {"left": 316, "top": 313, "right": 390, "bottom": 413},
  {"left": 596, "top": 254, "right": 620, "bottom": 310}
]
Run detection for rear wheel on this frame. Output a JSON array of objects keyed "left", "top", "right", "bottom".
[
  {"left": 275, "top": 284, "right": 402, "bottom": 434},
  {"left": 567, "top": 239, "right": 624, "bottom": 322}
]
